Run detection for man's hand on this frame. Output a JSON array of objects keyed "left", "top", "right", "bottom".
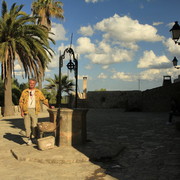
[
  {"left": 49, "top": 105, "right": 55, "bottom": 109},
  {"left": 21, "top": 111, "right": 24, "bottom": 117}
]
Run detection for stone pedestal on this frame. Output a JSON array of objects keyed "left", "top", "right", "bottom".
[{"left": 47, "top": 108, "right": 88, "bottom": 146}]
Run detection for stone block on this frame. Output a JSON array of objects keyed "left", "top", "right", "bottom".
[{"left": 37, "top": 136, "right": 55, "bottom": 151}]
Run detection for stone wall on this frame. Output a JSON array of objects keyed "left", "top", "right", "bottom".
[
  {"left": 87, "top": 90, "right": 142, "bottom": 111},
  {"left": 86, "top": 82, "right": 180, "bottom": 112},
  {"left": 142, "top": 82, "right": 180, "bottom": 112},
  {"left": 1, "top": 82, "right": 180, "bottom": 115}
]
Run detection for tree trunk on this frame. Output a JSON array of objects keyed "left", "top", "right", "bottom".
[
  {"left": 4, "top": 71, "right": 14, "bottom": 116},
  {"left": 38, "top": 76, "right": 43, "bottom": 112}
]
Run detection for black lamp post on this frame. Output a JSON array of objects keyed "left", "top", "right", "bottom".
[
  {"left": 170, "top": 21, "right": 180, "bottom": 45},
  {"left": 57, "top": 47, "right": 78, "bottom": 108}
]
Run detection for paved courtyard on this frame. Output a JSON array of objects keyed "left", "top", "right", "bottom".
[{"left": 0, "top": 109, "right": 180, "bottom": 180}]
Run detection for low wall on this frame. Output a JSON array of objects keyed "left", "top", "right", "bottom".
[{"left": 0, "top": 104, "right": 49, "bottom": 116}]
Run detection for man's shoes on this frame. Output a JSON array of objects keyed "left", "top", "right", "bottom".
[
  {"left": 32, "top": 138, "right": 38, "bottom": 145},
  {"left": 26, "top": 139, "right": 32, "bottom": 146}
]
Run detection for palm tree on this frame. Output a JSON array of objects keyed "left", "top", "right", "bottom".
[
  {"left": 31, "top": 0, "right": 64, "bottom": 31},
  {"left": 44, "top": 74, "right": 74, "bottom": 105},
  {"left": 0, "top": 79, "right": 4, "bottom": 107},
  {"left": 0, "top": 1, "right": 54, "bottom": 116},
  {"left": 31, "top": 0, "right": 64, "bottom": 96}
]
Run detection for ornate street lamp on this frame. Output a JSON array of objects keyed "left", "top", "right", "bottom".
[
  {"left": 170, "top": 21, "right": 180, "bottom": 45},
  {"left": 57, "top": 47, "right": 78, "bottom": 108},
  {"left": 172, "top": 56, "right": 180, "bottom": 69}
]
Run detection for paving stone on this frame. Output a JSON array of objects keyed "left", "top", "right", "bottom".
[{"left": 1, "top": 110, "right": 180, "bottom": 180}]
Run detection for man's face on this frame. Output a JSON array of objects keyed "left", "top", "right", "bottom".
[{"left": 29, "top": 80, "right": 36, "bottom": 89}]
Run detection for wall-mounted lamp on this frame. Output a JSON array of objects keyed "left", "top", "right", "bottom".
[
  {"left": 172, "top": 56, "right": 180, "bottom": 69},
  {"left": 170, "top": 21, "right": 180, "bottom": 45}
]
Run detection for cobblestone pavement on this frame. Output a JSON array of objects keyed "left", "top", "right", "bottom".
[
  {"left": 87, "top": 109, "right": 180, "bottom": 180},
  {"left": 0, "top": 109, "right": 180, "bottom": 180}
]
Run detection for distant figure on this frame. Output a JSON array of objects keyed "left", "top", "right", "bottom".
[
  {"left": 167, "top": 98, "right": 180, "bottom": 125},
  {"left": 19, "top": 78, "right": 53, "bottom": 145}
]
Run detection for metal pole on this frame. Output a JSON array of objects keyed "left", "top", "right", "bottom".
[
  {"left": 74, "top": 56, "right": 78, "bottom": 108},
  {"left": 57, "top": 51, "right": 62, "bottom": 107}
]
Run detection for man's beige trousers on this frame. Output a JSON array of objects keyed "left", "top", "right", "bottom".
[{"left": 24, "top": 108, "right": 38, "bottom": 138}]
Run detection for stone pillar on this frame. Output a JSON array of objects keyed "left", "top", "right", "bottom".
[
  {"left": 83, "top": 77, "right": 87, "bottom": 99},
  {"left": 47, "top": 108, "right": 88, "bottom": 146},
  {"left": 58, "top": 108, "right": 88, "bottom": 146}
]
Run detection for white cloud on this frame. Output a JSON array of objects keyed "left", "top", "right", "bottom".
[
  {"left": 86, "top": 46, "right": 133, "bottom": 65},
  {"left": 102, "top": 65, "right": 109, "bottom": 69},
  {"left": 98, "top": 72, "right": 107, "bottom": 79},
  {"left": 94, "top": 14, "right": 164, "bottom": 42},
  {"left": 75, "top": 14, "right": 166, "bottom": 67},
  {"left": 47, "top": 53, "right": 59, "bottom": 68},
  {"left": 50, "top": 22, "right": 67, "bottom": 41},
  {"left": 99, "top": 41, "right": 111, "bottom": 53},
  {"left": 163, "top": 38, "right": 180, "bottom": 56},
  {"left": 78, "top": 25, "right": 94, "bottom": 36},
  {"left": 140, "top": 69, "right": 161, "bottom": 80},
  {"left": 76, "top": 37, "right": 96, "bottom": 54},
  {"left": 14, "top": 71, "right": 24, "bottom": 76},
  {"left": 116, "top": 42, "right": 139, "bottom": 51},
  {"left": 111, "top": 72, "right": 136, "bottom": 82},
  {"left": 111, "top": 68, "right": 180, "bottom": 82},
  {"left": 139, "top": 68, "right": 179, "bottom": 81},
  {"left": 14, "top": 64, "right": 22, "bottom": 71},
  {"left": 75, "top": 36, "right": 134, "bottom": 65},
  {"left": 85, "top": 0, "right": 104, "bottom": 3},
  {"left": 137, "top": 50, "right": 171, "bottom": 69},
  {"left": 58, "top": 43, "right": 70, "bottom": 52},
  {"left": 153, "top": 22, "right": 163, "bottom": 26}
]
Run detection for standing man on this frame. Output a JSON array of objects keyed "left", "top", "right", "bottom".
[{"left": 19, "top": 78, "right": 51, "bottom": 145}]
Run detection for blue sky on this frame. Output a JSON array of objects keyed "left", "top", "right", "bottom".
[{"left": 3, "top": 0, "right": 180, "bottom": 92}]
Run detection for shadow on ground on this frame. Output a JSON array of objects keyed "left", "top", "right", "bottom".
[
  {"left": 2, "top": 116, "right": 49, "bottom": 146},
  {"left": 3, "top": 133, "right": 25, "bottom": 145}
]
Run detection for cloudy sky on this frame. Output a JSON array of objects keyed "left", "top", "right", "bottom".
[{"left": 3, "top": 0, "right": 180, "bottom": 92}]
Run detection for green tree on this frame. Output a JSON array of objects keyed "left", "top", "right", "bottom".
[
  {"left": 44, "top": 74, "right": 74, "bottom": 105},
  {"left": 12, "top": 78, "right": 21, "bottom": 105},
  {"left": 0, "top": 78, "right": 22, "bottom": 107},
  {"left": 19, "top": 82, "right": 29, "bottom": 91},
  {"left": 0, "top": 1, "right": 54, "bottom": 116},
  {"left": 95, "top": 88, "right": 107, "bottom": 91},
  {"left": 31, "top": 0, "right": 64, "bottom": 31},
  {"left": 42, "top": 88, "right": 56, "bottom": 104}
]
